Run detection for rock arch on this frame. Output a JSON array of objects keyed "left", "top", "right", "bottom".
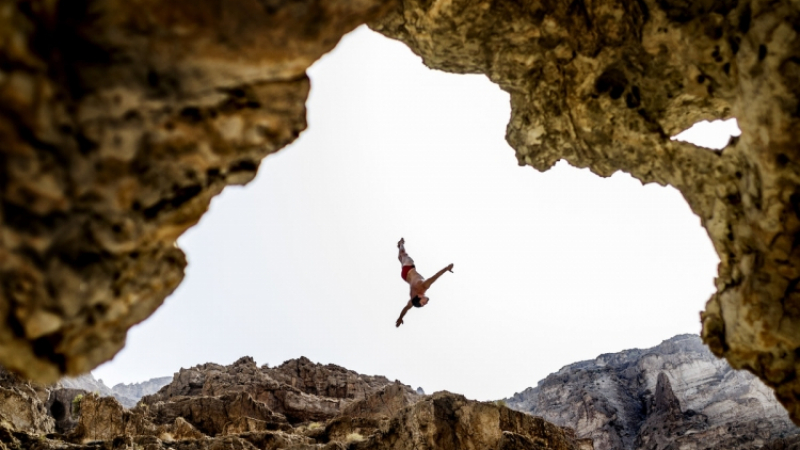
[{"left": 1, "top": 0, "right": 800, "bottom": 424}]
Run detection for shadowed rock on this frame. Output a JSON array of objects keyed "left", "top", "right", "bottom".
[
  {"left": 369, "top": 0, "right": 800, "bottom": 423},
  {"left": 0, "top": 0, "right": 395, "bottom": 382},
  {"left": 1, "top": 0, "right": 800, "bottom": 424}
]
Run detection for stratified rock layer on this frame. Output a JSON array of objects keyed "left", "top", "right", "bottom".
[
  {"left": 370, "top": 0, "right": 800, "bottom": 422},
  {"left": 0, "top": 0, "right": 393, "bottom": 382},
  {"left": 505, "top": 334, "right": 800, "bottom": 450}
]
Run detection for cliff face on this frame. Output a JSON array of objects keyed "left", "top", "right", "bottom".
[
  {"left": 0, "top": 0, "right": 393, "bottom": 383},
  {"left": 505, "top": 334, "right": 800, "bottom": 450},
  {"left": 369, "top": 0, "right": 800, "bottom": 423},
  {"left": 0, "top": 357, "right": 588, "bottom": 450},
  {"left": 1, "top": 0, "right": 800, "bottom": 425},
  {"left": 0, "top": 366, "right": 54, "bottom": 435},
  {"left": 143, "top": 356, "right": 420, "bottom": 424}
]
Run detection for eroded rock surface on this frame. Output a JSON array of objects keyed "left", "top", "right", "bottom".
[
  {"left": 0, "top": 356, "right": 587, "bottom": 450},
  {"left": 369, "top": 0, "right": 800, "bottom": 422},
  {"left": 143, "top": 356, "right": 420, "bottom": 424},
  {"left": 1, "top": 0, "right": 800, "bottom": 425},
  {"left": 59, "top": 372, "right": 172, "bottom": 408},
  {"left": 505, "top": 334, "right": 800, "bottom": 449},
  {"left": 0, "top": 366, "right": 53, "bottom": 435},
  {"left": 0, "top": 0, "right": 393, "bottom": 382}
]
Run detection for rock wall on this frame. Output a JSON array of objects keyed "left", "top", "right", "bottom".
[
  {"left": 504, "top": 334, "right": 800, "bottom": 449},
  {"left": 0, "top": 356, "right": 587, "bottom": 450},
  {"left": 0, "top": 366, "right": 53, "bottom": 435},
  {"left": 1, "top": 0, "right": 800, "bottom": 425},
  {"left": 110, "top": 376, "right": 172, "bottom": 406},
  {"left": 0, "top": 0, "right": 393, "bottom": 382},
  {"left": 369, "top": 0, "right": 800, "bottom": 423},
  {"left": 60, "top": 372, "right": 172, "bottom": 408},
  {"left": 143, "top": 356, "right": 420, "bottom": 424}
]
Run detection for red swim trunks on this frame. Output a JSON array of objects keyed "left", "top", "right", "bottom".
[{"left": 401, "top": 265, "right": 415, "bottom": 281}]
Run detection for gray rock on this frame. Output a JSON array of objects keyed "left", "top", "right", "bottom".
[
  {"left": 58, "top": 372, "right": 171, "bottom": 408},
  {"left": 505, "top": 334, "right": 800, "bottom": 450}
]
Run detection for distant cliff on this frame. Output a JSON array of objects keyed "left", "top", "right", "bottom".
[
  {"left": 504, "top": 334, "right": 800, "bottom": 450},
  {"left": 58, "top": 373, "right": 171, "bottom": 408}
]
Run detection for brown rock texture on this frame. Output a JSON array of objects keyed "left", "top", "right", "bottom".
[
  {"left": 0, "top": 0, "right": 393, "bottom": 382},
  {"left": 143, "top": 356, "right": 420, "bottom": 424},
  {"left": 0, "top": 357, "right": 588, "bottom": 450},
  {"left": 0, "top": 366, "right": 53, "bottom": 434},
  {"left": 2, "top": 0, "right": 800, "bottom": 427},
  {"left": 365, "top": 392, "right": 591, "bottom": 450},
  {"left": 369, "top": 0, "right": 800, "bottom": 423}
]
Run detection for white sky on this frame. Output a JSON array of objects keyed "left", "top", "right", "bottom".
[{"left": 94, "top": 27, "right": 739, "bottom": 401}]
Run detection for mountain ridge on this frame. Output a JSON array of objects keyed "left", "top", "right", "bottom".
[{"left": 504, "top": 334, "right": 799, "bottom": 449}]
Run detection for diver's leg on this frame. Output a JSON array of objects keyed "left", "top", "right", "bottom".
[{"left": 398, "top": 238, "right": 414, "bottom": 268}]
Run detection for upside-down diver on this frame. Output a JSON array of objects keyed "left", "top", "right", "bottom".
[{"left": 395, "top": 238, "right": 453, "bottom": 327}]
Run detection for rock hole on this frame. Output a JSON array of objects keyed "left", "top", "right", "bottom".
[
  {"left": 739, "top": 5, "right": 752, "bottom": 34},
  {"left": 147, "top": 70, "right": 160, "bottom": 88},
  {"left": 50, "top": 400, "right": 66, "bottom": 420},
  {"left": 671, "top": 118, "right": 741, "bottom": 150},
  {"left": 758, "top": 45, "right": 767, "bottom": 61},
  {"left": 180, "top": 107, "right": 204, "bottom": 122}
]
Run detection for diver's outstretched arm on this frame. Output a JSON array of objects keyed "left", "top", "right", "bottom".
[
  {"left": 396, "top": 301, "right": 413, "bottom": 327},
  {"left": 423, "top": 264, "right": 454, "bottom": 290}
]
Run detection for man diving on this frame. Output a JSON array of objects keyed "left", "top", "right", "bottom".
[{"left": 395, "top": 238, "right": 454, "bottom": 327}]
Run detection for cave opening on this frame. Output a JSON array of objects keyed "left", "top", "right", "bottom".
[
  {"left": 95, "top": 27, "right": 724, "bottom": 402},
  {"left": 50, "top": 400, "right": 66, "bottom": 421}
]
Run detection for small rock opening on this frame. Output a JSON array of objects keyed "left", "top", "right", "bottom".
[
  {"left": 670, "top": 118, "right": 741, "bottom": 150},
  {"left": 50, "top": 400, "right": 66, "bottom": 421}
]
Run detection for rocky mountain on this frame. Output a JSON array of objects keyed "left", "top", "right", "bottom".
[
  {"left": 0, "top": 356, "right": 588, "bottom": 450},
  {"left": 504, "top": 334, "right": 800, "bottom": 450},
  {"left": 111, "top": 376, "right": 173, "bottom": 405},
  {"left": 58, "top": 373, "right": 172, "bottom": 408}
]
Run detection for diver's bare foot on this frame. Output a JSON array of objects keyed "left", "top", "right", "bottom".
[{"left": 398, "top": 238, "right": 405, "bottom": 248}]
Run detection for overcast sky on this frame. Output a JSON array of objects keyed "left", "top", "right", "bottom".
[{"left": 93, "top": 26, "right": 738, "bottom": 401}]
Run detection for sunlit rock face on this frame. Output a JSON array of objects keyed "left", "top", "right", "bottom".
[
  {"left": 370, "top": 0, "right": 800, "bottom": 423},
  {"left": 0, "top": 356, "right": 590, "bottom": 450},
  {"left": 505, "top": 335, "right": 800, "bottom": 449},
  {"left": 0, "top": 0, "right": 392, "bottom": 381},
  {"left": 142, "top": 356, "right": 421, "bottom": 424}
]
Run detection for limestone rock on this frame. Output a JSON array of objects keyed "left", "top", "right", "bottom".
[
  {"left": 111, "top": 376, "right": 172, "bottom": 407},
  {"left": 370, "top": 0, "right": 800, "bottom": 422},
  {"left": 505, "top": 334, "right": 800, "bottom": 450},
  {"left": 0, "top": 357, "right": 588, "bottom": 450},
  {"left": 144, "top": 356, "right": 420, "bottom": 424},
  {"left": 366, "top": 391, "right": 588, "bottom": 450},
  {"left": 1, "top": 0, "right": 800, "bottom": 425},
  {"left": 146, "top": 392, "right": 291, "bottom": 436},
  {"left": 68, "top": 394, "right": 156, "bottom": 442},
  {"left": 0, "top": 367, "right": 54, "bottom": 435},
  {"left": 0, "top": 0, "right": 395, "bottom": 382},
  {"left": 44, "top": 387, "right": 86, "bottom": 434}
]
